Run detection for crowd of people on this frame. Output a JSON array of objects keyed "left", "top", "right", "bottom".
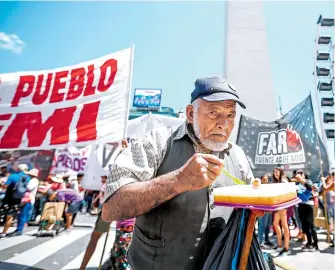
[
  {"left": 0, "top": 158, "right": 334, "bottom": 268},
  {"left": 0, "top": 164, "right": 97, "bottom": 235},
  {"left": 0, "top": 76, "right": 334, "bottom": 269},
  {"left": 257, "top": 168, "right": 335, "bottom": 256},
  {"left": 0, "top": 139, "right": 135, "bottom": 270}
]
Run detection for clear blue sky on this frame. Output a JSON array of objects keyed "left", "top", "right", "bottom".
[{"left": 0, "top": 1, "right": 334, "bottom": 114}]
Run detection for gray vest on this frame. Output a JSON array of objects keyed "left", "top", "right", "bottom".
[{"left": 127, "top": 134, "right": 209, "bottom": 270}]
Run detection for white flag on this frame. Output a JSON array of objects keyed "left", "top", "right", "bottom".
[{"left": 0, "top": 47, "right": 133, "bottom": 150}]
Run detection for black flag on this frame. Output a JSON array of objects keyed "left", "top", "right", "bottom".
[{"left": 236, "top": 95, "right": 329, "bottom": 180}]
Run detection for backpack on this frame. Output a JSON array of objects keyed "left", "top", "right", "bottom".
[{"left": 12, "top": 174, "right": 29, "bottom": 200}]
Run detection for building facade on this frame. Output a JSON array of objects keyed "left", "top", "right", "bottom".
[
  {"left": 129, "top": 106, "right": 178, "bottom": 120},
  {"left": 224, "top": 1, "right": 278, "bottom": 142}
]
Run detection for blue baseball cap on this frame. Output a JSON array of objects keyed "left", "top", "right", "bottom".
[{"left": 191, "top": 76, "right": 246, "bottom": 109}]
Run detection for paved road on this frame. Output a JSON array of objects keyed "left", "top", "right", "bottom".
[
  {"left": 0, "top": 213, "right": 115, "bottom": 270},
  {"left": 264, "top": 228, "right": 334, "bottom": 270},
  {"left": 1, "top": 213, "right": 334, "bottom": 270}
]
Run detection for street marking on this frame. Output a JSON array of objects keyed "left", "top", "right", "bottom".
[
  {"left": 0, "top": 229, "right": 38, "bottom": 252},
  {"left": 3, "top": 229, "right": 91, "bottom": 270},
  {"left": 0, "top": 236, "right": 33, "bottom": 252},
  {"left": 61, "top": 229, "right": 115, "bottom": 270}
]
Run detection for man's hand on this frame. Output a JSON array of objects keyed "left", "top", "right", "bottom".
[
  {"left": 174, "top": 153, "right": 224, "bottom": 193},
  {"left": 102, "top": 154, "right": 223, "bottom": 222}
]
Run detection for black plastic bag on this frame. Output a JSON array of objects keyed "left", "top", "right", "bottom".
[{"left": 203, "top": 209, "right": 274, "bottom": 270}]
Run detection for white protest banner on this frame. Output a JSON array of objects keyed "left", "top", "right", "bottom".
[
  {"left": 0, "top": 47, "right": 133, "bottom": 150},
  {"left": 82, "top": 113, "right": 185, "bottom": 190},
  {"left": 99, "top": 113, "right": 185, "bottom": 171},
  {"left": 49, "top": 146, "right": 92, "bottom": 176}
]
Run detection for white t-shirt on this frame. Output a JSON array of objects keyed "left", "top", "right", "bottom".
[
  {"left": 71, "top": 180, "right": 79, "bottom": 193},
  {"left": 72, "top": 180, "right": 85, "bottom": 198},
  {"left": 27, "top": 177, "right": 39, "bottom": 205}
]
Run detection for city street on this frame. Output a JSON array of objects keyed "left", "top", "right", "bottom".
[
  {"left": 271, "top": 229, "right": 334, "bottom": 270},
  {"left": 0, "top": 213, "right": 115, "bottom": 270},
  {"left": 0, "top": 212, "right": 334, "bottom": 270}
]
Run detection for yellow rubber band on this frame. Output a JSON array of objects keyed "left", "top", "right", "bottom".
[{"left": 221, "top": 169, "right": 246, "bottom": 185}]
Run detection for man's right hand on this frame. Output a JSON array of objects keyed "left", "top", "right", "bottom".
[{"left": 174, "top": 153, "right": 224, "bottom": 193}]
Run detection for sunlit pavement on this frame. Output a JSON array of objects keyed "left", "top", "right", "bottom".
[
  {"left": 0, "top": 212, "right": 115, "bottom": 270},
  {"left": 1, "top": 213, "right": 333, "bottom": 270},
  {"left": 264, "top": 228, "right": 334, "bottom": 270}
]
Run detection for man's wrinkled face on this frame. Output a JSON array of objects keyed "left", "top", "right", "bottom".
[{"left": 186, "top": 99, "right": 236, "bottom": 151}]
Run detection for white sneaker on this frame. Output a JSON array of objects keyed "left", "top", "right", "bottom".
[
  {"left": 278, "top": 249, "right": 291, "bottom": 256},
  {"left": 276, "top": 247, "right": 284, "bottom": 253}
]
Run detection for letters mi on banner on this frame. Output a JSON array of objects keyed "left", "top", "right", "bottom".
[{"left": 0, "top": 47, "right": 133, "bottom": 150}]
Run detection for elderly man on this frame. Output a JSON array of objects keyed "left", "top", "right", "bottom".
[{"left": 102, "top": 76, "right": 254, "bottom": 270}]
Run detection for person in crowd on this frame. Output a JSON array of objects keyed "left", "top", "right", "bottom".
[
  {"left": 70, "top": 173, "right": 85, "bottom": 193},
  {"left": 0, "top": 164, "right": 30, "bottom": 238},
  {"left": 320, "top": 170, "right": 335, "bottom": 247},
  {"left": 63, "top": 174, "right": 71, "bottom": 188},
  {"left": 79, "top": 216, "right": 135, "bottom": 270},
  {"left": 11, "top": 168, "right": 40, "bottom": 236},
  {"left": 290, "top": 170, "right": 305, "bottom": 241},
  {"left": 109, "top": 139, "right": 135, "bottom": 270},
  {"left": 46, "top": 174, "right": 66, "bottom": 191},
  {"left": 84, "top": 189, "right": 96, "bottom": 212},
  {"left": 295, "top": 170, "right": 319, "bottom": 251},
  {"left": 70, "top": 173, "right": 85, "bottom": 213},
  {"left": 77, "top": 172, "right": 85, "bottom": 182},
  {"left": 69, "top": 175, "right": 79, "bottom": 192},
  {"left": 77, "top": 173, "right": 86, "bottom": 199},
  {"left": 80, "top": 139, "right": 132, "bottom": 270},
  {"left": 0, "top": 166, "right": 9, "bottom": 201},
  {"left": 79, "top": 212, "right": 111, "bottom": 270},
  {"left": 99, "top": 176, "right": 107, "bottom": 210},
  {"left": 286, "top": 178, "right": 295, "bottom": 234},
  {"left": 37, "top": 174, "right": 66, "bottom": 217},
  {"left": 110, "top": 218, "right": 135, "bottom": 270},
  {"left": 48, "top": 187, "right": 83, "bottom": 230},
  {"left": 91, "top": 176, "right": 107, "bottom": 215},
  {"left": 90, "top": 193, "right": 101, "bottom": 215},
  {"left": 30, "top": 178, "right": 47, "bottom": 223},
  {"left": 258, "top": 174, "right": 273, "bottom": 248},
  {"left": 0, "top": 166, "right": 8, "bottom": 177},
  {"left": 272, "top": 167, "right": 291, "bottom": 255},
  {"left": 322, "top": 170, "right": 335, "bottom": 192},
  {"left": 102, "top": 76, "right": 259, "bottom": 269}
]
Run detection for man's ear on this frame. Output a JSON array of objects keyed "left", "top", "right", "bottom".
[{"left": 186, "top": 104, "right": 194, "bottom": 124}]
